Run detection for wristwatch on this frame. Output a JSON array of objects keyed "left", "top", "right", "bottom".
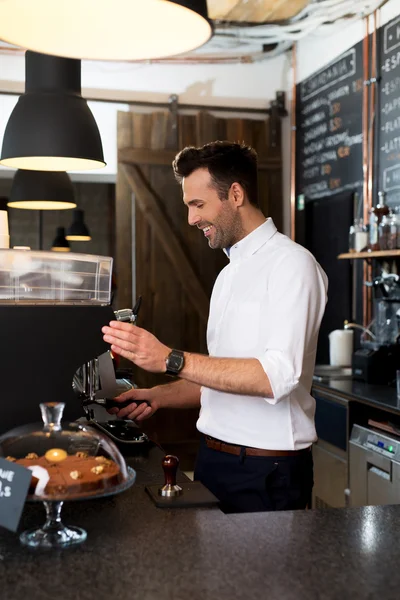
[{"left": 165, "top": 349, "right": 185, "bottom": 376}]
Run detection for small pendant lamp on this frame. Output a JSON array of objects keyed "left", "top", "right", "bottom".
[
  {"left": 66, "top": 209, "right": 91, "bottom": 241},
  {"left": 0, "top": 51, "right": 105, "bottom": 172},
  {"left": 8, "top": 169, "right": 76, "bottom": 210},
  {"left": 0, "top": 1, "right": 212, "bottom": 61},
  {"left": 51, "top": 227, "right": 70, "bottom": 252}
]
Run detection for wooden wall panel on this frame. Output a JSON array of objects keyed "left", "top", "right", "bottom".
[
  {"left": 115, "top": 111, "right": 133, "bottom": 310},
  {"left": 178, "top": 114, "right": 206, "bottom": 358},
  {"left": 132, "top": 111, "right": 153, "bottom": 379},
  {"left": 150, "top": 112, "right": 182, "bottom": 349}
]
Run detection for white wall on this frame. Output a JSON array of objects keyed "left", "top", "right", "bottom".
[
  {"left": 0, "top": 51, "right": 288, "bottom": 184},
  {"left": 0, "top": 51, "right": 288, "bottom": 108}
]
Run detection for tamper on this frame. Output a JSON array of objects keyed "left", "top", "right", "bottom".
[{"left": 158, "top": 454, "right": 183, "bottom": 497}]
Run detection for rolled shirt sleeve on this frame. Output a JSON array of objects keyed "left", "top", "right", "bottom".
[{"left": 257, "top": 249, "right": 328, "bottom": 404}]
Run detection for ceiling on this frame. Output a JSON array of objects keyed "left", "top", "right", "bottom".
[
  {"left": 0, "top": 0, "right": 388, "bottom": 64},
  {"left": 208, "top": 0, "right": 311, "bottom": 23}
]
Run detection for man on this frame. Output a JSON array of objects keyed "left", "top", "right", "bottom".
[{"left": 102, "top": 141, "right": 328, "bottom": 513}]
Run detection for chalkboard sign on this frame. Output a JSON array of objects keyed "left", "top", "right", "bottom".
[
  {"left": 296, "top": 41, "right": 364, "bottom": 201},
  {"left": 379, "top": 15, "right": 400, "bottom": 206},
  {"left": 0, "top": 457, "right": 31, "bottom": 533}
]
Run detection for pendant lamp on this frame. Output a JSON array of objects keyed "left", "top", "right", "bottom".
[
  {"left": 66, "top": 209, "right": 91, "bottom": 241},
  {"left": 51, "top": 227, "right": 70, "bottom": 252},
  {"left": 8, "top": 170, "right": 76, "bottom": 210},
  {"left": 0, "top": 51, "right": 105, "bottom": 172},
  {"left": 0, "top": 1, "right": 212, "bottom": 61}
]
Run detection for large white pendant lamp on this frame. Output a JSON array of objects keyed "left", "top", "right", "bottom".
[
  {"left": 0, "top": 1, "right": 212, "bottom": 61},
  {"left": 0, "top": 51, "right": 105, "bottom": 172}
]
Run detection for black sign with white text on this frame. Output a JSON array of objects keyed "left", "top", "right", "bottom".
[
  {"left": 379, "top": 14, "right": 400, "bottom": 206},
  {"left": 296, "top": 41, "right": 364, "bottom": 201},
  {"left": 0, "top": 458, "right": 32, "bottom": 533}
]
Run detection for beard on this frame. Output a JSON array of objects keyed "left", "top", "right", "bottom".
[{"left": 206, "top": 205, "right": 244, "bottom": 250}]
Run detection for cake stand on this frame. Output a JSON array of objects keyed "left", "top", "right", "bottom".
[{"left": 20, "top": 466, "right": 136, "bottom": 549}]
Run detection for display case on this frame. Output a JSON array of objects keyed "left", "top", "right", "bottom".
[{"left": 0, "top": 249, "right": 113, "bottom": 304}]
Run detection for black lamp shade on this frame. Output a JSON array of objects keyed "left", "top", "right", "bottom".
[
  {"left": 0, "top": 1, "right": 212, "bottom": 61},
  {"left": 0, "top": 52, "right": 105, "bottom": 172},
  {"left": 66, "top": 209, "right": 91, "bottom": 241},
  {"left": 51, "top": 227, "right": 70, "bottom": 252},
  {"left": 8, "top": 169, "right": 76, "bottom": 210}
]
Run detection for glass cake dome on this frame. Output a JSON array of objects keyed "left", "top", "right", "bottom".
[{"left": 0, "top": 402, "right": 136, "bottom": 548}]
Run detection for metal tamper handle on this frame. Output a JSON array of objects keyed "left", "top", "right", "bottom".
[{"left": 158, "top": 455, "right": 183, "bottom": 497}]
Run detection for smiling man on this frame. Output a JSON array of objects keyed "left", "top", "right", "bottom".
[{"left": 102, "top": 141, "right": 328, "bottom": 513}]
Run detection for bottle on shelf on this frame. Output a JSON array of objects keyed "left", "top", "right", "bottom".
[
  {"left": 387, "top": 212, "right": 398, "bottom": 250},
  {"left": 349, "top": 191, "right": 368, "bottom": 253},
  {"left": 375, "top": 190, "right": 390, "bottom": 222},
  {"left": 349, "top": 222, "right": 355, "bottom": 253},
  {"left": 395, "top": 206, "right": 400, "bottom": 249},
  {"left": 349, "top": 218, "right": 368, "bottom": 252},
  {"left": 368, "top": 206, "right": 379, "bottom": 251},
  {"left": 369, "top": 190, "right": 390, "bottom": 251},
  {"left": 378, "top": 213, "right": 391, "bottom": 250}
]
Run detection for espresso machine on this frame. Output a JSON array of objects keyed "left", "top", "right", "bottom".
[
  {"left": 73, "top": 296, "right": 148, "bottom": 444},
  {"left": 346, "top": 274, "right": 400, "bottom": 385},
  {"left": 0, "top": 249, "right": 147, "bottom": 443}
]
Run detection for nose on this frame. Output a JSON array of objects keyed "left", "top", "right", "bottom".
[{"left": 188, "top": 207, "right": 201, "bottom": 227}]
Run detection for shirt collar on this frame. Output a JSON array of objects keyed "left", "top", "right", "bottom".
[{"left": 224, "top": 218, "right": 277, "bottom": 262}]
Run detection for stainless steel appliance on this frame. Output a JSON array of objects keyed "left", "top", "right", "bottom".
[
  {"left": 349, "top": 424, "right": 400, "bottom": 507},
  {"left": 312, "top": 388, "right": 348, "bottom": 508}
]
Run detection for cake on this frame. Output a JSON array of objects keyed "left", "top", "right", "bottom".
[{"left": 7, "top": 451, "right": 123, "bottom": 499}]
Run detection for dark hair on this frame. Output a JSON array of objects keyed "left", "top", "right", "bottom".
[{"left": 172, "top": 141, "right": 259, "bottom": 207}]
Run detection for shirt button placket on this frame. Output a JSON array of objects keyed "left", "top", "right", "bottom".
[{"left": 214, "top": 264, "right": 235, "bottom": 351}]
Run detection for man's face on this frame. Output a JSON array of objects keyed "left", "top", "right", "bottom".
[{"left": 182, "top": 168, "right": 243, "bottom": 249}]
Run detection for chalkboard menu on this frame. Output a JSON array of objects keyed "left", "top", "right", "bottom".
[
  {"left": 379, "top": 15, "right": 400, "bottom": 206},
  {"left": 296, "top": 41, "right": 364, "bottom": 201}
]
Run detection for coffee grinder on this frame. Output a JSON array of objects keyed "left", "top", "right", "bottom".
[{"left": 347, "top": 274, "right": 400, "bottom": 385}]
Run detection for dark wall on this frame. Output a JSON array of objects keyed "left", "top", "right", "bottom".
[{"left": 304, "top": 193, "right": 353, "bottom": 364}]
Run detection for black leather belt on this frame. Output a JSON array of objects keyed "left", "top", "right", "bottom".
[{"left": 205, "top": 436, "right": 312, "bottom": 457}]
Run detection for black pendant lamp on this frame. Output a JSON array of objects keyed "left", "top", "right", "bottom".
[
  {"left": 66, "top": 209, "right": 91, "bottom": 242},
  {"left": 8, "top": 169, "right": 76, "bottom": 210},
  {"left": 0, "top": 1, "right": 212, "bottom": 61},
  {"left": 0, "top": 51, "right": 105, "bottom": 172},
  {"left": 51, "top": 227, "right": 70, "bottom": 252}
]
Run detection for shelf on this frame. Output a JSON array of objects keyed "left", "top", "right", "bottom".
[{"left": 338, "top": 250, "right": 400, "bottom": 259}]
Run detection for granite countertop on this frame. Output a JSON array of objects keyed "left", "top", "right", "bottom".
[
  {"left": 1, "top": 443, "right": 400, "bottom": 600},
  {"left": 313, "top": 377, "right": 399, "bottom": 413}
]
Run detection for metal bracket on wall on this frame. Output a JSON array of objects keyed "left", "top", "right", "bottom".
[
  {"left": 269, "top": 91, "right": 287, "bottom": 148},
  {"left": 168, "top": 94, "right": 179, "bottom": 146}
]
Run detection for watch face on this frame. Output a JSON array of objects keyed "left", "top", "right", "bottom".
[{"left": 167, "top": 350, "right": 184, "bottom": 372}]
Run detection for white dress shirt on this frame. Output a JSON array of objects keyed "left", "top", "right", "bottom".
[{"left": 197, "top": 218, "right": 328, "bottom": 450}]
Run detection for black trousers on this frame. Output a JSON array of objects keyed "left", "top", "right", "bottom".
[{"left": 194, "top": 436, "right": 314, "bottom": 514}]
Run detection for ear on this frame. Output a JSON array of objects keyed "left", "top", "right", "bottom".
[{"left": 230, "top": 182, "right": 245, "bottom": 207}]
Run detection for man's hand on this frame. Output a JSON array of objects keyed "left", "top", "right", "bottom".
[
  {"left": 109, "top": 387, "right": 159, "bottom": 421},
  {"left": 102, "top": 321, "right": 171, "bottom": 373}
]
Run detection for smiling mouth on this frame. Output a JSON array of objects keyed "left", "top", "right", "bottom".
[{"left": 202, "top": 225, "right": 213, "bottom": 237}]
